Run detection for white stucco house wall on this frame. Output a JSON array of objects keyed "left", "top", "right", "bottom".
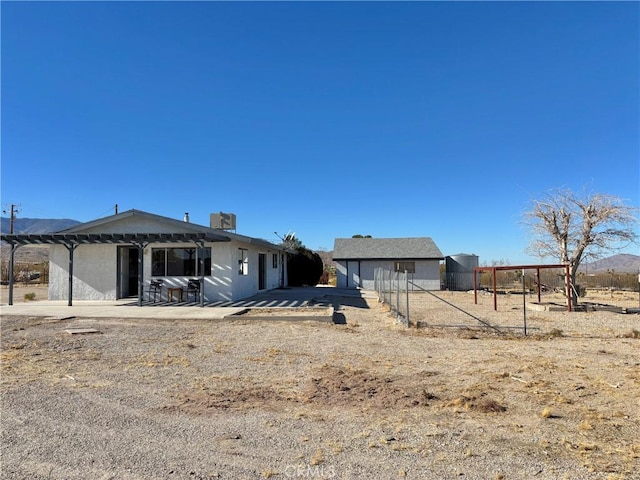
[
  {"left": 333, "top": 237, "right": 444, "bottom": 290},
  {"left": 48, "top": 209, "right": 288, "bottom": 302}
]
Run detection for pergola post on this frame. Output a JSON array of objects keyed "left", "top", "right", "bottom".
[
  {"left": 63, "top": 242, "right": 78, "bottom": 306},
  {"left": 473, "top": 269, "right": 478, "bottom": 305},
  {"left": 7, "top": 243, "right": 19, "bottom": 306},
  {"left": 137, "top": 243, "right": 145, "bottom": 307},
  {"left": 492, "top": 267, "right": 497, "bottom": 311},
  {"left": 197, "top": 240, "right": 205, "bottom": 307}
]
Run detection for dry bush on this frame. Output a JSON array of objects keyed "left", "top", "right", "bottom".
[{"left": 621, "top": 329, "right": 640, "bottom": 339}]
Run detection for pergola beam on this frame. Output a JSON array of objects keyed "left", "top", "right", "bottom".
[{"left": 1, "top": 231, "right": 229, "bottom": 246}]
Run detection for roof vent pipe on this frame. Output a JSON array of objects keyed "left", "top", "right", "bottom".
[{"left": 184, "top": 212, "right": 190, "bottom": 223}]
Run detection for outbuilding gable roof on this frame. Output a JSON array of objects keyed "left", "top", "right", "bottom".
[{"left": 333, "top": 237, "right": 443, "bottom": 260}]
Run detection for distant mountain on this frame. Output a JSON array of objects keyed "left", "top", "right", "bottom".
[
  {"left": 1, "top": 217, "right": 81, "bottom": 234},
  {"left": 579, "top": 254, "right": 640, "bottom": 273}
]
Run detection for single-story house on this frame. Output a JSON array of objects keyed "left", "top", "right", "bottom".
[
  {"left": 333, "top": 237, "right": 444, "bottom": 290},
  {"left": 6, "top": 209, "right": 288, "bottom": 305}
]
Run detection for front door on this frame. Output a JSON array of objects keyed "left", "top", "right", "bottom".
[
  {"left": 258, "top": 253, "right": 266, "bottom": 290},
  {"left": 117, "top": 246, "right": 139, "bottom": 298},
  {"left": 347, "top": 260, "right": 360, "bottom": 288}
]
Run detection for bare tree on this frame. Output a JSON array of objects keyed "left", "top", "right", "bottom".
[
  {"left": 525, "top": 188, "right": 638, "bottom": 289},
  {"left": 279, "top": 233, "right": 303, "bottom": 251}
]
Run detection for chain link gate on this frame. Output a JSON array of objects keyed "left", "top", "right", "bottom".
[{"left": 374, "top": 267, "right": 409, "bottom": 326}]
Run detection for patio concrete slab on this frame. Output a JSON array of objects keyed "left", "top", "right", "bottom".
[
  {"left": 0, "top": 286, "right": 373, "bottom": 321},
  {"left": 1, "top": 301, "right": 245, "bottom": 320}
]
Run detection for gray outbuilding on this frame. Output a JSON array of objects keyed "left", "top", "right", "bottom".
[{"left": 333, "top": 237, "right": 444, "bottom": 290}]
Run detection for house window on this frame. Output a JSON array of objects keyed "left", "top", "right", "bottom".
[
  {"left": 151, "top": 247, "right": 211, "bottom": 276},
  {"left": 394, "top": 261, "right": 415, "bottom": 273},
  {"left": 272, "top": 253, "right": 278, "bottom": 268},
  {"left": 238, "top": 248, "right": 249, "bottom": 275}
]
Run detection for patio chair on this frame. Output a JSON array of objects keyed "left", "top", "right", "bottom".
[
  {"left": 147, "top": 280, "right": 163, "bottom": 303},
  {"left": 186, "top": 279, "right": 200, "bottom": 302}
]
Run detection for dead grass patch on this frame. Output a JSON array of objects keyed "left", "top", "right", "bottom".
[
  {"left": 445, "top": 395, "right": 507, "bottom": 413},
  {"left": 164, "top": 385, "right": 287, "bottom": 413},
  {"left": 620, "top": 329, "right": 640, "bottom": 339},
  {"left": 302, "top": 364, "right": 441, "bottom": 409},
  {"left": 131, "top": 351, "right": 191, "bottom": 368},
  {"left": 162, "top": 364, "right": 445, "bottom": 414}
]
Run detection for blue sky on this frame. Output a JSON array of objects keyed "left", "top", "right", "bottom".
[{"left": 2, "top": 1, "right": 638, "bottom": 264}]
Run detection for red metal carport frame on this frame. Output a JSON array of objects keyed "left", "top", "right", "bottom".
[{"left": 473, "top": 264, "right": 572, "bottom": 312}]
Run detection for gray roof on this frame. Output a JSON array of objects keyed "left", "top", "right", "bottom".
[
  {"left": 333, "top": 237, "right": 443, "bottom": 260},
  {"left": 57, "top": 209, "right": 284, "bottom": 251}
]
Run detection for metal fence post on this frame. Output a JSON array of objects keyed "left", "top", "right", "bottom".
[
  {"left": 386, "top": 269, "right": 390, "bottom": 305},
  {"left": 405, "top": 270, "right": 410, "bottom": 326},
  {"left": 396, "top": 270, "right": 399, "bottom": 314},
  {"left": 522, "top": 270, "right": 527, "bottom": 336}
]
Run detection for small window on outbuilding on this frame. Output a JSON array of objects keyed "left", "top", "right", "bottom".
[{"left": 394, "top": 261, "right": 415, "bottom": 273}]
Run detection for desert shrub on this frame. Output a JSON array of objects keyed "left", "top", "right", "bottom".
[
  {"left": 287, "top": 248, "right": 324, "bottom": 287},
  {"left": 23, "top": 292, "right": 36, "bottom": 301},
  {"left": 547, "top": 328, "right": 564, "bottom": 338}
]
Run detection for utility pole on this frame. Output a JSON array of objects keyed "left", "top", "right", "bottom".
[{"left": 3, "top": 203, "right": 21, "bottom": 234}]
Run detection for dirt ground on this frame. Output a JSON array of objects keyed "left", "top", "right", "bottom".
[
  {"left": 0, "top": 284, "right": 50, "bottom": 304},
  {"left": 1, "top": 286, "right": 639, "bottom": 479}
]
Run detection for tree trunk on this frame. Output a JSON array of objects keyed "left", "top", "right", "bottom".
[{"left": 570, "top": 263, "right": 580, "bottom": 307}]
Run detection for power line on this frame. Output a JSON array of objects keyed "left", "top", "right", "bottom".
[{"left": 94, "top": 204, "right": 120, "bottom": 218}]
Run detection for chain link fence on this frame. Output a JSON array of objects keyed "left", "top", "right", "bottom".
[
  {"left": 409, "top": 288, "right": 639, "bottom": 338},
  {"left": 373, "top": 268, "right": 409, "bottom": 326},
  {"left": 374, "top": 267, "right": 639, "bottom": 337}
]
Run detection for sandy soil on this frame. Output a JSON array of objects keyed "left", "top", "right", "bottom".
[
  {"left": 0, "top": 284, "right": 49, "bottom": 304},
  {"left": 1, "top": 288, "right": 639, "bottom": 479}
]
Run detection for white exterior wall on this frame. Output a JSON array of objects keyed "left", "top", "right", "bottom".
[
  {"left": 336, "top": 259, "right": 441, "bottom": 291},
  {"left": 215, "top": 240, "right": 283, "bottom": 301},
  {"left": 49, "top": 244, "right": 119, "bottom": 300},
  {"left": 50, "top": 240, "right": 286, "bottom": 302},
  {"left": 142, "top": 240, "right": 286, "bottom": 302}
]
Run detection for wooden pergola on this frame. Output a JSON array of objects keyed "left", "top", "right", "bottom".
[
  {"left": 473, "top": 263, "right": 572, "bottom": 312},
  {"left": 2, "top": 232, "right": 229, "bottom": 307}
]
